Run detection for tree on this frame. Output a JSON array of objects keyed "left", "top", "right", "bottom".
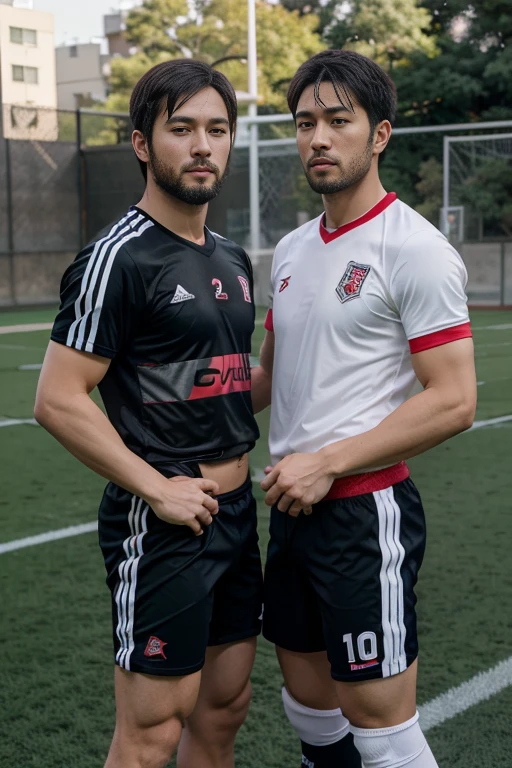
[
  {"left": 104, "top": 0, "right": 324, "bottom": 113},
  {"left": 325, "top": 0, "right": 438, "bottom": 69},
  {"left": 459, "top": 158, "right": 512, "bottom": 238}
]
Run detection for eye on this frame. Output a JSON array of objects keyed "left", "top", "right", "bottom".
[
  {"left": 297, "top": 121, "right": 313, "bottom": 129},
  {"left": 171, "top": 126, "right": 190, "bottom": 134},
  {"left": 332, "top": 118, "right": 348, "bottom": 125},
  {"left": 210, "top": 128, "right": 228, "bottom": 135}
]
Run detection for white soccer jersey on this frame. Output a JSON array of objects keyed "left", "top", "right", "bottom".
[{"left": 265, "top": 192, "right": 472, "bottom": 466}]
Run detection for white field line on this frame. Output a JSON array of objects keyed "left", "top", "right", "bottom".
[
  {"left": 0, "top": 521, "right": 98, "bottom": 555},
  {"left": 473, "top": 324, "right": 512, "bottom": 331},
  {"left": 0, "top": 417, "right": 38, "bottom": 428},
  {"left": 0, "top": 323, "right": 53, "bottom": 335},
  {"left": 419, "top": 656, "right": 512, "bottom": 732},
  {"left": 470, "top": 414, "right": 512, "bottom": 430}
]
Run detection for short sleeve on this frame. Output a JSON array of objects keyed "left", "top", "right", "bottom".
[
  {"left": 390, "top": 230, "right": 472, "bottom": 354},
  {"left": 51, "top": 245, "right": 146, "bottom": 359},
  {"left": 264, "top": 255, "right": 276, "bottom": 333}
]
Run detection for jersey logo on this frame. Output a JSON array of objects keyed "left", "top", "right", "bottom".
[
  {"left": 335, "top": 262, "right": 371, "bottom": 303},
  {"left": 143, "top": 636, "right": 167, "bottom": 659},
  {"left": 237, "top": 275, "right": 252, "bottom": 303},
  {"left": 171, "top": 285, "right": 195, "bottom": 304},
  {"left": 212, "top": 278, "right": 229, "bottom": 300},
  {"left": 279, "top": 275, "right": 291, "bottom": 293}
]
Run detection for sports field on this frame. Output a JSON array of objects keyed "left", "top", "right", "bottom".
[{"left": 1, "top": 306, "right": 511, "bottom": 768}]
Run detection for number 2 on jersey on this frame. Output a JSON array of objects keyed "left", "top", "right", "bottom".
[{"left": 212, "top": 278, "right": 228, "bottom": 300}]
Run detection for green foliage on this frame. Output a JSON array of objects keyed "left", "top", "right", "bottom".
[
  {"left": 104, "top": 0, "right": 323, "bottom": 114},
  {"left": 458, "top": 157, "right": 512, "bottom": 237},
  {"left": 415, "top": 156, "right": 443, "bottom": 224},
  {"left": 326, "top": 0, "right": 438, "bottom": 69}
]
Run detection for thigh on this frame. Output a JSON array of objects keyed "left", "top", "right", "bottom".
[
  {"left": 114, "top": 665, "right": 202, "bottom": 730},
  {"left": 189, "top": 637, "right": 257, "bottom": 717},
  {"left": 263, "top": 508, "right": 326, "bottom": 653},
  {"left": 276, "top": 647, "right": 339, "bottom": 711},
  {"left": 208, "top": 486, "right": 263, "bottom": 646},
  {"left": 297, "top": 479, "right": 426, "bottom": 683},
  {"left": 334, "top": 659, "right": 418, "bottom": 728}
]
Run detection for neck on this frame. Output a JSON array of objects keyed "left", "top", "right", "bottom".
[
  {"left": 137, "top": 180, "right": 208, "bottom": 245},
  {"left": 322, "top": 165, "right": 387, "bottom": 230}
]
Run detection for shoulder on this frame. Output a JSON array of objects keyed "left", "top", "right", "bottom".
[
  {"left": 385, "top": 200, "right": 464, "bottom": 270},
  {"left": 388, "top": 199, "right": 446, "bottom": 251},
  {"left": 210, "top": 229, "right": 252, "bottom": 267},
  {"left": 274, "top": 215, "right": 323, "bottom": 259}
]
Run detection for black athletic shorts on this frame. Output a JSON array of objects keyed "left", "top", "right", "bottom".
[
  {"left": 263, "top": 475, "right": 426, "bottom": 682},
  {"left": 98, "top": 464, "right": 263, "bottom": 676}
]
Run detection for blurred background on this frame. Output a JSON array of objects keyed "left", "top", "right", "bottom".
[{"left": 1, "top": 2, "right": 511, "bottom": 767}]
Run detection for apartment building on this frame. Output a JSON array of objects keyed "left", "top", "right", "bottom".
[
  {"left": 56, "top": 42, "right": 108, "bottom": 110},
  {"left": 0, "top": 0, "right": 57, "bottom": 139}
]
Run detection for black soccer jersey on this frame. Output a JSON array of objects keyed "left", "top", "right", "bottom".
[{"left": 51, "top": 206, "right": 260, "bottom": 465}]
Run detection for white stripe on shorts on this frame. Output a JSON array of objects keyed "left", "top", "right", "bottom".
[
  {"left": 115, "top": 497, "right": 149, "bottom": 671},
  {"left": 374, "top": 486, "right": 407, "bottom": 678}
]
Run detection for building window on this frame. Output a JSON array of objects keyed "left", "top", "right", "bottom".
[
  {"left": 10, "top": 27, "right": 37, "bottom": 45},
  {"left": 12, "top": 65, "right": 39, "bottom": 84},
  {"left": 70, "top": 45, "right": 78, "bottom": 57}
]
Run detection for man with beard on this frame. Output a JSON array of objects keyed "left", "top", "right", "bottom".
[
  {"left": 252, "top": 50, "right": 476, "bottom": 768},
  {"left": 35, "top": 60, "right": 262, "bottom": 768}
]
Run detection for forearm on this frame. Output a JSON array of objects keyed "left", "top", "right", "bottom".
[
  {"left": 251, "top": 365, "right": 272, "bottom": 413},
  {"left": 321, "top": 387, "right": 474, "bottom": 478},
  {"left": 35, "top": 393, "right": 167, "bottom": 503}
]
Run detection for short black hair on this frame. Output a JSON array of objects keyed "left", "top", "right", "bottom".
[
  {"left": 287, "top": 49, "right": 397, "bottom": 133},
  {"left": 130, "top": 59, "right": 238, "bottom": 181}
]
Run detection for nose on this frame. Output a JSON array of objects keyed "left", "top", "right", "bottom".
[
  {"left": 310, "top": 122, "right": 331, "bottom": 152},
  {"left": 191, "top": 128, "right": 212, "bottom": 158}
]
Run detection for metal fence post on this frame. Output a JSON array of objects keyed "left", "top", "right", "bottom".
[
  {"left": 76, "top": 109, "right": 84, "bottom": 250},
  {"left": 5, "top": 137, "right": 16, "bottom": 304}
]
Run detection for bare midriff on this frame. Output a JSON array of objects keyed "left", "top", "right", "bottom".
[{"left": 199, "top": 453, "right": 249, "bottom": 494}]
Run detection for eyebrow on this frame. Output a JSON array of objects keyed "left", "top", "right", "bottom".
[
  {"left": 165, "top": 115, "right": 230, "bottom": 127},
  {"left": 295, "top": 106, "right": 352, "bottom": 119}
]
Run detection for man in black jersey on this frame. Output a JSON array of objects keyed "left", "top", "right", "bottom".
[{"left": 35, "top": 60, "right": 262, "bottom": 768}]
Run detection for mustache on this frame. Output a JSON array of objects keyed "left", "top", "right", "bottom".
[{"left": 181, "top": 159, "right": 220, "bottom": 174}]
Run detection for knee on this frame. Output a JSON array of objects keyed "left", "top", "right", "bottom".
[
  {"left": 206, "top": 680, "right": 253, "bottom": 736},
  {"left": 112, "top": 716, "right": 182, "bottom": 768}
]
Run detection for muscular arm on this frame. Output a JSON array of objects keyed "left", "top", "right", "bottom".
[
  {"left": 262, "top": 338, "right": 477, "bottom": 513},
  {"left": 322, "top": 337, "right": 476, "bottom": 476},
  {"left": 34, "top": 341, "right": 219, "bottom": 533},
  {"left": 251, "top": 330, "right": 274, "bottom": 414}
]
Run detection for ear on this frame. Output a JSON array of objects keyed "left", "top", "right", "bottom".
[
  {"left": 132, "top": 130, "right": 150, "bottom": 164},
  {"left": 373, "top": 120, "right": 392, "bottom": 157}
]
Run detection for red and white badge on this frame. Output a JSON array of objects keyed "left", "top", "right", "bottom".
[{"left": 336, "top": 262, "right": 371, "bottom": 304}]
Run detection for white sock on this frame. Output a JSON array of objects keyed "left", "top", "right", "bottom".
[{"left": 351, "top": 712, "right": 438, "bottom": 767}]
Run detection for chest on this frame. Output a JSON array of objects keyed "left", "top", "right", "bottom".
[
  {"left": 273, "top": 236, "right": 398, "bottom": 340},
  {"left": 137, "top": 248, "right": 254, "bottom": 360}
]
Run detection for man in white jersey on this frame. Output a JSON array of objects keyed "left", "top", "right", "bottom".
[{"left": 251, "top": 50, "right": 476, "bottom": 768}]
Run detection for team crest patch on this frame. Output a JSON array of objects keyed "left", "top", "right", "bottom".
[
  {"left": 144, "top": 636, "right": 167, "bottom": 659},
  {"left": 335, "top": 262, "right": 371, "bottom": 303}
]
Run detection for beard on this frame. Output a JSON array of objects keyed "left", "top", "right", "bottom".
[
  {"left": 304, "top": 140, "right": 374, "bottom": 196},
  {"left": 148, "top": 148, "right": 230, "bottom": 206}
]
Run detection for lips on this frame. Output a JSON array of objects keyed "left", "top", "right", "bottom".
[{"left": 310, "top": 159, "right": 336, "bottom": 169}]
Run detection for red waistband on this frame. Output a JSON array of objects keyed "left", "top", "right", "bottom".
[{"left": 323, "top": 462, "right": 410, "bottom": 501}]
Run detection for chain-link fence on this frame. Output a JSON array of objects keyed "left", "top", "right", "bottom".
[{"left": 1, "top": 106, "right": 511, "bottom": 307}]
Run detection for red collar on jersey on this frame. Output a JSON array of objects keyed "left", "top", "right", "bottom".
[{"left": 319, "top": 191, "right": 398, "bottom": 244}]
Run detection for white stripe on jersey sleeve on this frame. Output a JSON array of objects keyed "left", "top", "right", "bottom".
[
  {"left": 84, "top": 219, "right": 153, "bottom": 354},
  {"left": 66, "top": 209, "right": 138, "bottom": 348}
]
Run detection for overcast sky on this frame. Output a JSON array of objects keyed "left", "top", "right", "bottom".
[{"left": 33, "top": 0, "right": 138, "bottom": 46}]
